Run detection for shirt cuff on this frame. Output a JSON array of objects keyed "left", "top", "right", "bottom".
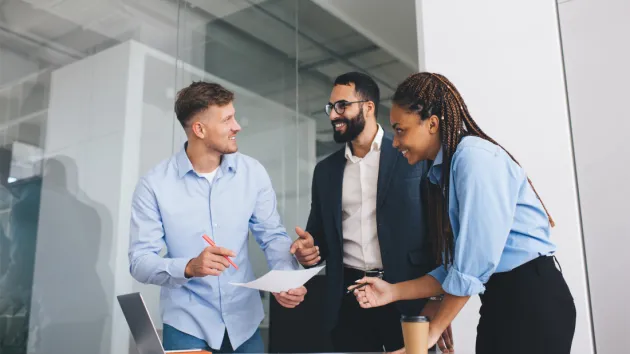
[
  {"left": 428, "top": 265, "right": 449, "bottom": 284},
  {"left": 442, "top": 267, "right": 486, "bottom": 296},
  {"left": 166, "top": 258, "right": 192, "bottom": 285}
]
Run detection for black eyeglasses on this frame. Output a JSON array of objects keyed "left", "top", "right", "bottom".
[{"left": 325, "top": 100, "right": 368, "bottom": 115}]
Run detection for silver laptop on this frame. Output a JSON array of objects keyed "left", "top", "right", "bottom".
[{"left": 117, "top": 292, "right": 203, "bottom": 354}]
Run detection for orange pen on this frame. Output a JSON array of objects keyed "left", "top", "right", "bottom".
[{"left": 202, "top": 234, "right": 238, "bottom": 270}]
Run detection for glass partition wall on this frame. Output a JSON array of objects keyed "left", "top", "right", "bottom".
[{"left": 0, "top": 0, "right": 417, "bottom": 352}]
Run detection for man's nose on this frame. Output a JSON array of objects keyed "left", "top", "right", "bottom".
[{"left": 329, "top": 110, "right": 342, "bottom": 121}]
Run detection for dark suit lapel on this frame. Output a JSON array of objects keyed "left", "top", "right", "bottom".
[
  {"left": 377, "top": 133, "right": 398, "bottom": 207},
  {"left": 329, "top": 150, "right": 346, "bottom": 242}
]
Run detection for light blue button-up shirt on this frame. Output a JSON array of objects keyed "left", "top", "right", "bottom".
[
  {"left": 428, "top": 136, "right": 556, "bottom": 296},
  {"left": 128, "top": 144, "right": 299, "bottom": 349}
]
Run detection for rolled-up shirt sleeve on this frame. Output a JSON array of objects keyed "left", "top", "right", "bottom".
[
  {"left": 428, "top": 265, "right": 448, "bottom": 284},
  {"left": 437, "top": 146, "right": 520, "bottom": 296}
]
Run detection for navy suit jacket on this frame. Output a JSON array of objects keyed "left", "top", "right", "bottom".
[{"left": 306, "top": 132, "right": 435, "bottom": 330}]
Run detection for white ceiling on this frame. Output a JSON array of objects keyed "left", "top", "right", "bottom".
[{"left": 312, "top": 0, "right": 420, "bottom": 70}]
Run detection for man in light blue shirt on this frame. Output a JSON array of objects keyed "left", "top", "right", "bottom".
[{"left": 128, "top": 81, "right": 306, "bottom": 353}]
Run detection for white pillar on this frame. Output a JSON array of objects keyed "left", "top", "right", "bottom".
[
  {"left": 558, "top": 0, "right": 630, "bottom": 352},
  {"left": 28, "top": 40, "right": 185, "bottom": 354},
  {"left": 417, "top": 1, "right": 594, "bottom": 353},
  {"left": 28, "top": 41, "right": 142, "bottom": 354}
]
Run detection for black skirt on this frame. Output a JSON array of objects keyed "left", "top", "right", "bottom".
[{"left": 476, "top": 256, "right": 577, "bottom": 354}]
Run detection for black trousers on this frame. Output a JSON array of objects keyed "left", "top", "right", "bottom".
[
  {"left": 476, "top": 256, "right": 576, "bottom": 354},
  {"left": 330, "top": 267, "right": 405, "bottom": 353}
]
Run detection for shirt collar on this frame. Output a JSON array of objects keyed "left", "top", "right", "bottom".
[
  {"left": 428, "top": 146, "right": 444, "bottom": 185},
  {"left": 176, "top": 142, "right": 237, "bottom": 178},
  {"left": 344, "top": 124, "right": 384, "bottom": 162}
]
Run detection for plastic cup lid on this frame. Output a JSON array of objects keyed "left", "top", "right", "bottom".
[{"left": 400, "top": 315, "right": 430, "bottom": 322}]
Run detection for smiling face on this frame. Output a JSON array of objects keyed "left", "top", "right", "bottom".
[
  {"left": 327, "top": 83, "right": 370, "bottom": 143},
  {"left": 190, "top": 102, "right": 241, "bottom": 154},
  {"left": 390, "top": 103, "right": 441, "bottom": 165}
]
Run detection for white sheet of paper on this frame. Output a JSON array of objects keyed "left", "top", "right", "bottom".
[{"left": 229, "top": 265, "right": 325, "bottom": 293}]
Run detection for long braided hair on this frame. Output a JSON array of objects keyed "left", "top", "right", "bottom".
[{"left": 393, "top": 72, "right": 555, "bottom": 267}]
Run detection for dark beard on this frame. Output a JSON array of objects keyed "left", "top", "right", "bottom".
[{"left": 332, "top": 109, "right": 366, "bottom": 143}]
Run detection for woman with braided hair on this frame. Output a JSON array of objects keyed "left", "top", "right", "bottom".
[{"left": 349, "top": 72, "right": 576, "bottom": 353}]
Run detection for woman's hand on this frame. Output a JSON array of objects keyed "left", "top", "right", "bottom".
[
  {"left": 422, "top": 299, "right": 455, "bottom": 352},
  {"left": 428, "top": 326, "right": 442, "bottom": 350},
  {"left": 348, "top": 276, "right": 398, "bottom": 308}
]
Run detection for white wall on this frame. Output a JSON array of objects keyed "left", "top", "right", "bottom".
[
  {"left": 417, "top": 1, "right": 594, "bottom": 353},
  {"left": 558, "top": 0, "right": 630, "bottom": 352}
]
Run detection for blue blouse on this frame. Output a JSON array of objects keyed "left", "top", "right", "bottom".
[{"left": 427, "top": 136, "right": 556, "bottom": 296}]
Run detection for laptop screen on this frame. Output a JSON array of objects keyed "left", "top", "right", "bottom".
[{"left": 117, "top": 292, "right": 165, "bottom": 354}]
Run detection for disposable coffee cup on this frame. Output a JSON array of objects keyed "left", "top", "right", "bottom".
[{"left": 400, "top": 315, "right": 429, "bottom": 354}]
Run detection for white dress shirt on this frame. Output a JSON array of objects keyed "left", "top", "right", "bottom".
[{"left": 341, "top": 125, "right": 384, "bottom": 270}]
